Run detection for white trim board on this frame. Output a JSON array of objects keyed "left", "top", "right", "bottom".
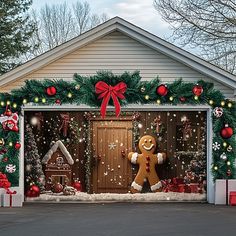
[
  {"left": 0, "top": 17, "right": 235, "bottom": 91},
  {"left": 20, "top": 104, "right": 214, "bottom": 203}
]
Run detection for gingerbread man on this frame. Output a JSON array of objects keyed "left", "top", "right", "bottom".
[{"left": 128, "top": 135, "right": 166, "bottom": 193}]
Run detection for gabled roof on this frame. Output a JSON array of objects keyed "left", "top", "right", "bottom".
[
  {"left": 42, "top": 140, "right": 74, "bottom": 165},
  {"left": 0, "top": 17, "right": 235, "bottom": 92}
]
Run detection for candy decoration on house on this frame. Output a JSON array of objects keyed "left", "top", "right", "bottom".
[
  {"left": 42, "top": 140, "right": 74, "bottom": 191},
  {"left": 59, "top": 113, "right": 70, "bottom": 137},
  {"left": 181, "top": 115, "right": 192, "bottom": 141},
  {"left": 0, "top": 110, "right": 19, "bottom": 132},
  {"left": 95, "top": 81, "right": 127, "bottom": 118},
  {"left": 24, "top": 124, "right": 45, "bottom": 192},
  {"left": 220, "top": 124, "right": 233, "bottom": 139},
  {"left": 213, "top": 107, "right": 223, "bottom": 118},
  {"left": 128, "top": 135, "right": 166, "bottom": 193},
  {"left": 156, "top": 84, "right": 168, "bottom": 96}
]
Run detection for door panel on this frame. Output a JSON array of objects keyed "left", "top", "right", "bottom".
[{"left": 92, "top": 120, "right": 133, "bottom": 193}]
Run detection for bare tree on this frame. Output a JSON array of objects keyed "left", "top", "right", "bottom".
[
  {"left": 153, "top": 0, "right": 236, "bottom": 74},
  {"left": 25, "top": 1, "right": 109, "bottom": 59}
]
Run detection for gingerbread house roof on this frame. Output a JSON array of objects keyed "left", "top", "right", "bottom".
[{"left": 42, "top": 140, "right": 74, "bottom": 165}]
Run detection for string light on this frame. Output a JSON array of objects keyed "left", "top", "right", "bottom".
[
  {"left": 227, "top": 161, "right": 231, "bottom": 166},
  {"left": 12, "top": 103, "right": 17, "bottom": 108},
  {"left": 214, "top": 166, "right": 218, "bottom": 171},
  {"left": 23, "top": 99, "right": 27, "bottom": 104},
  {"left": 194, "top": 95, "right": 198, "bottom": 100},
  {"left": 221, "top": 101, "right": 225, "bottom": 106},
  {"left": 144, "top": 95, "right": 149, "bottom": 100},
  {"left": 6, "top": 101, "right": 11, "bottom": 105},
  {"left": 34, "top": 97, "right": 39, "bottom": 103},
  {"left": 223, "top": 142, "right": 227, "bottom": 147},
  {"left": 156, "top": 99, "right": 161, "bottom": 105},
  {"left": 67, "top": 92, "right": 72, "bottom": 98},
  {"left": 227, "top": 102, "right": 232, "bottom": 108},
  {"left": 9, "top": 142, "right": 13, "bottom": 147},
  {"left": 42, "top": 98, "right": 46, "bottom": 103},
  {"left": 209, "top": 100, "right": 214, "bottom": 105},
  {"left": 169, "top": 96, "right": 174, "bottom": 101},
  {"left": 1, "top": 101, "right": 5, "bottom": 106}
]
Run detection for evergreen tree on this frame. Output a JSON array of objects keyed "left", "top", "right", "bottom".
[
  {"left": 25, "top": 124, "right": 45, "bottom": 192},
  {"left": 0, "top": 0, "right": 37, "bottom": 74}
]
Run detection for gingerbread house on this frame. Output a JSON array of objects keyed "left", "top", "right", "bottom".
[{"left": 42, "top": 140, "right": 74, "bottom": 191}]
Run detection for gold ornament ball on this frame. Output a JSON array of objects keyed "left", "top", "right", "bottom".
[
  {"left": 68, "top": 92, "right": 72, "bottom": 98},
  {"left": 145, "top": 95, "right": 149, "bottom": 100},
  {"left": 194, "top": 95, "right": 199, "bottom": 100},
  {"left": 9, "top": 142, "right": 13, "bottom": 147},
  {"left": 34, "top": 97, "right": 39, "bottom": 103},
  {"left": 42, "top": 98, "right": 46, "bottom": 103},
  {"left": 221, "top": 101, "right": 225, "bottom": 106},
  {"left": 140, "top": 87, "right": 146, "bottom": 93},
  {"left": 169, "top": 96, "right": 174, "bottom": 101},
  {"left": 23, "top": 99, "right": 27, "bottom": 104},
  {"left": 227, "top": 102, "right": 232, "bottom": 108},
  {"left": 156, "top": 99, "right": 161, "bottom": 105},
  {"left": 75, "top": 84, "right": 81, "bottom": 90},
  {"left": 209, "top": 100, "right": 214, "bottom": 105},
  {"left": 6, "top": 101, "right": 11, "bottom": 105},
  {"left": 12, "top": 103, "right": 17, "bottom": 108},
  {"left": 214, "top": 166, "right": 218, "bottom": 171},
  {"left": 223, "top": 142, "right": 227, "bottom": 147},
  {"left": 227, "top": 161, "right": 231, "bottom": 166},
  {"left": 0, "top": 101, "right": 5, "bottom": 106}
]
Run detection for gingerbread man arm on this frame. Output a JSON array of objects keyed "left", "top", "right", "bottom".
[{"left": 128, "top": 152, "right": 140, "bottom": 164}]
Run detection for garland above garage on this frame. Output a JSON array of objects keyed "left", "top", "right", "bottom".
[{"left": 0, "top": 71, "right": 235, "bottom": 186}]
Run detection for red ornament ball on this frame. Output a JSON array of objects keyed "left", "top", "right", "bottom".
[
  {"left": 46, "top": 86, "right": 57, "bottom": 96},
  {"left": 227, "top": 169, "right": 232, "bottom": 176},
  {"left": 55, "top": 99, "right": 61, "bottom": 105},
  {"left": 15, "top": 142, "right": 21, "bottom": 150},
  {"left": 52, "top": 183, "right": 63, "bottom": 193},
  {"left": 220, "top": 124, "right": 233, "bottom": 139},
  {"left": 156, "top": 84, "right": 168, "bottom": 96},
  {"left": 26, "top": 185, "right": 40, "bottom": 197},
  {"left": 73, "top": 181, "right": 82, "bottom": 192},
  {"left": 179, "top": 97, "right": 186, "bottom": 102},
  {"left": 192, "top": 84, "right": 203, "bottom": 96},
  {"left": 4, "top": 109, "right": 12, "bottom": 117}
]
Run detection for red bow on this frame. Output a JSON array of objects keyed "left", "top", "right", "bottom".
[{"left": 95, "top": 81, "right": 127, "bottom": 118}]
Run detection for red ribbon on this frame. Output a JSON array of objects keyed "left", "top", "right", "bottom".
[
  {"left": 95, "top": 81, "right": 127, "bottom": 118},
  {"left": 6, "top": 188, "right": 17, "bottom": 208},
  {"left": 59, "top": 113, "right": 70, "bottom": 137}
]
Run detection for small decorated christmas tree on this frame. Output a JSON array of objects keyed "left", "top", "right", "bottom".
[{"left": 24, "top": 124, "right": 45, "bottom": 192}]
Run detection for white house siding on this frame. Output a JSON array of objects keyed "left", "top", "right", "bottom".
[{"left": 1, "top": 31, "right": 234, "bottom": 98}]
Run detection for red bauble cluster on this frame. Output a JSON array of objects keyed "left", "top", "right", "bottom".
[
  {"left": 192, "top": 84, "right": 203, "bottom": 96},
  {"left": 220, "top": 124, "right": 233, "bottom": 139},
  {"left": 156, "top": 84, "right": 168, "bottom": 96},
  {"left": 73, "top": 181, "right": 82, "bottom": 192},
  {"left": 26, "top": 185, "right": 40, "bottom": 197},
  {"left": 55, "top": 99, "right": 61, "bottom": 105},
  {"left": 46, "top": 86, "right": 57, "bottom": 96},
  {"left": 179, "top": 97, "right": 186, "bottom": 103}
]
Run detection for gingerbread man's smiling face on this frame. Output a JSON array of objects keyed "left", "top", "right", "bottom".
[{"left": 139, "top": 135, "right": 156, "bottom": 154}]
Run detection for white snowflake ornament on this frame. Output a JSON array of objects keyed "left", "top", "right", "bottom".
[
  {"left": 213, "top": 107, "right": 223, "bottom": 118},
  {"left": 212, "top": 142, "right": 220, "bottom": 151},
  {"left": 5, "top": 164, "right": 16, "bottom": 173}
]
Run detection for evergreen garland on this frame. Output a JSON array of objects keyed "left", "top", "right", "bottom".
[{"left": 0, "top": 71, "right": 235, "bottom": 187}]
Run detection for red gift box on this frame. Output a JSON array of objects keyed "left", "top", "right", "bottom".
[{"left": 229, "top": 192, "right": 236, "bottom": 206}]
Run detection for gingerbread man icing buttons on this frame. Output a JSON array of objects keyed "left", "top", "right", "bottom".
[{"left": 128, "top": 135, "right": 166, "bottom": 193}]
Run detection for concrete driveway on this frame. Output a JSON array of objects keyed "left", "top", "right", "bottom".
[{"left": 0, "top": 203, "right": 236, "bottom": 236}]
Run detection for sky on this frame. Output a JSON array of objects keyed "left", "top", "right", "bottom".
[{"left": 32, "top": 0, "right": 172, "bottom": 39}]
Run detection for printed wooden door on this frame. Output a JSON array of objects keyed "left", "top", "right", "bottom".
[{"left": 92, "top": 119, "right": 133, "bottom": 193}]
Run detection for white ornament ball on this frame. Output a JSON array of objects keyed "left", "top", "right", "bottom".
[{"left": 220, "top": 152, "right": 227, "bottom": 161}]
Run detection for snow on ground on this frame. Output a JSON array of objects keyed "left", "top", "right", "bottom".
[{"left": 26, "top": 192, "right": 206, "bottom": 202}]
